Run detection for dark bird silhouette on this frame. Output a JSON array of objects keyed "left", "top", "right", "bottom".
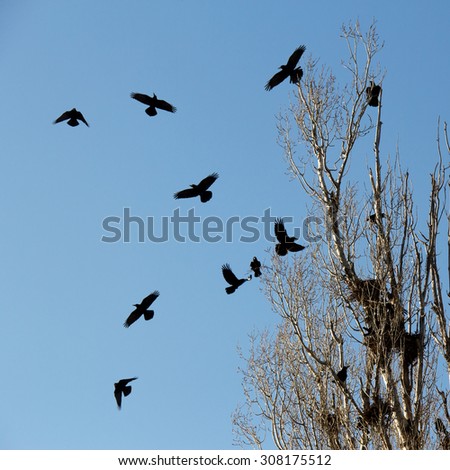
[
  {"left": 124, "top": 291, "right": 160, "bottom": 328},
  {"left": 265, "top": 45, "right": 306, "bottom": 91},
  {"left": 250, "top": 256, "right": 262, "bottom": 277},
  {"left": 336, "top": 366, "right": 349, "bottom": 383},
  {"left": 367, "top": 212, "right": 386, "bottom": 223},
  {"left": 130, "top": 92, "right": 176, "bottom": 117},
  {"left": 114, "top": 377, "right": 138, "bottom": 409},
  {"left": 174, "top": 173, "right": 219, "bottom": 203},
  {"left": 366, "top": 81, "right": 381, "bottom": 107},
  {"left": 222, "top": 264, "right": 251, "bottom": 294},
  {"left": 274, "top": 218, "right": 305, "bottom": 256},
  {"left": 53, "top": 108, "right": 89, "bottom": 127}
]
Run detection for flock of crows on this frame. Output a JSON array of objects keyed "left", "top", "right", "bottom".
[{"left": 53, "top": 44, "right": 381, "bottom": 409}]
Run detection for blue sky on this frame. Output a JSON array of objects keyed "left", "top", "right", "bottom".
[{"left": 0, "top": 0, "right": 448, "bottom": 450}]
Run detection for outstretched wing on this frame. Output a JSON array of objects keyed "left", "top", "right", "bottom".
[
  {"left": 124, "top": 308, "right": 142, "bottom": 328},
  {"left": 118, "top": 377, "right": 138, "bottom": 387},
  {"left": 174, "top": 187, "right": 198, "bottom": 199},
  {"left": 140, "top": 291, "right": 159, "bottom": 309},
  {"left": 274, "top": 218, "right": 288, "bottom": 243},
  {"left": 222, "top": 263, "right": 240, "bottom": 286},
  {"left": 75, "top": 110, "right": 89, "bottom": 127},
  {"left": 130, "top": 92, "right": 153, "bottom": 106},
  {"left": 287, "top": 242, "right": 306, "bottom": 253},
  {"left": 265, "top": 69, "right": 289, "bottom": 91},
  {"left": 53, "top": 111, "right": 71, "bottom": 124},
  {"left": 286, "top": 45, "right": 306, "bottom": 69},
  {"left": 114, "top": 388, "right": 122, "bottom": 409},
  {"left": 154, "top": 98, "right": 176, "bottom": 113},
  {"left": 197, "top": 173, "right": 219, "bottom": 191}
]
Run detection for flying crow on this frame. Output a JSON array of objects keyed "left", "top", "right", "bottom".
[
  {"left": 222, "top": 264, "right": 251, "bottom": 294},
  {"left": 274, "top": 218, "right": 305, "bottom": 256},
  {"left": 53, "top": 108, "right": 89, "bottom": 127},
  {"left": 114, "top": 377, "right": 138, "bottom": 409},
  {"left": 124, "top": 291, "right": 160, "bottom": 328},
  {"left": 130, "top": 92, "right": 176, "bottom": 116},
  {"left": 265, "top": 45, "right": 306, "bottom": 91},
  {"left": 174, "top": 173, "right": 219, "bottom": 203}
]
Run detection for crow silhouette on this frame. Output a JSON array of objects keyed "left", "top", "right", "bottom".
[
  {"left": 124, "top": 291, "right": 160, "bottom": 328},
  {"left": 366, "top": 81, "right": 381, "bottom": 107},
  {"left": 250, "top": 256, "right": 262, "bottom": 277},
  {"left": 274, "top": 218, "right": 305, "bottom": 256},
  {"left": 222, "top": 264, "right": 251, "bottom": 294},
  {"left": 130, "top": 92, "right": 176, "bottom": 116},
  {"left": 53, "top": 108, "right": 89, "bottom": 127},
  {"left": 367, "top": 212, "right": 386, "bottom": 223},
  {"left": 114, "top": 377, "right": 138, "bottom": 409},
  {"left": 265, "top": 45, "right": 306, "bottom": 91},
  {"left": 336, "top": 366, "right": 349, "bottom": 383},
  {"left": 174, "top": 173, "right": 219, "bottom": 203}
]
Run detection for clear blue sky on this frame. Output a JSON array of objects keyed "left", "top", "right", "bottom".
[{"left": 0, "top": 0, "right": 448, "bottom": 450}]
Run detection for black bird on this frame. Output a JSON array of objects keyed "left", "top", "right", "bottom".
[
  {"left": 114, "top": 377, "right": 138, "bottom": 409},
  {"left": 265, "top": 45, "right": 306, "bottom": 91},
  {"left": 366, "top": 81, "right": 381, "bottom": 107},
  {"left": 222, "top": 264, "right": 252, "bottom": 294},
  {"left": 130, "top": 92, "right": 176, "bottom": 117},
  {"left": 336, "top": 366, "right": 349, "bottom": 383},
  {"left": 367, "top": 212, "right": 386, "bottom": 223},
  {"left": 274, "top": 218, "right": 305, "bottom": 256},
  {"left": 174, "top": 173, "right": 219, "bottom": 203},
  {"left": 53, "top": 108, "right": 89, "bottom": 127},
  {"left": 250, "top": 256, "right": 262, "bottom": 277},
  {"left": 124, "top": 291, "right": 160, "bottom": 328}
]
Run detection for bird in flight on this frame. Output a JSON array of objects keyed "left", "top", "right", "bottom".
[
  {"left": 222, "top": 264, "right": 251, "bottom": 294},
  {"left": 130, "top": 92, "right": 176, "bottom": 117},
  {"left": 250, "top": 257, "right": 262, "bottom": 277},
  {"left": 265, "top": 45, "right": 306, "bottom": 91},
  {"left": 53, "top": 108, "right": 89, "bottom": 127},
  {"left": 174, "top": 173, "right": 219, "bottom": 203},
  {"left": 274, "top": 218, "right": 305, "bottom": 256},
  {"left": 114, "top": 377, "right": 138, "bottom": 409},
  {"left": 124, "top": 291, "right": 160, "bottom": 328},
  {"left": 366, "top": 81, "right": 381, "bottom": 107}
]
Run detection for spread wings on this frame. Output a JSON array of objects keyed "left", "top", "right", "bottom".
[
  {"left": 274, "top": 218, "right": 296, "bottom": 244},
  {"left": 222, "top": 264, "right": 240, "bottom": 286},
  {"left": 286, "top": 45, "right": 306, "bottom": 69},
  {"left": 265, "top": 70, "right": 290, "bottom": 91},
  {"left": 130, "top": 92, "right": 153, "bottom": 106},
  {"left": 140, "top": 291, "right": 160, "bottom": 309},
  {"left": 53, "top": 111, "right": 72, "bottom": 124},
  {"left": 174, "top": 187, "right": 198, "bottom": 199},
  {"left": 124, "top": 308, "right": 142, "bottom": 328},
  {"left": 197, "top": 173, "right": 219, "bottom": 191}
]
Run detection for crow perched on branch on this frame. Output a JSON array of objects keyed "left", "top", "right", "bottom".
[
  {"left": 274, "top": 218, "right": 305, "bottom": 256},
  {"left": 250, "top": 257, "right": 262, "bottom": 277},
  {"left": 336, "top": 366, "right": 349, "bottom": 383},
  {"left": 124, "top": 291, "right": 160, "bottom": 328},
  {"left": 130, "top": 92, "right": 176, "bottom": 116},
  {"left": 265, "top": 45, "right": 306, "bottom": 91},
  {"left": 174, "top": 173, "right": 219, "bottom": 203},
  {"left": 367, "top": 212, "right": 386, "bottom": 223},
  {"left": 114, "top": 377, "right": 138, "bottom": 409},
  {"left": 222, "top": 264, "right": 251, "bottom": 294},
  {"left": 53, "top": 108, "right": 89, "bottom": 127},
  {"left": 366, "top": 81, "right": 381, "bottom": 107}
]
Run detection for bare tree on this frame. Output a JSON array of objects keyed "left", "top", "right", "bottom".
[{"left": 233, "top": 21, "right": 450, "bottom": 450}]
